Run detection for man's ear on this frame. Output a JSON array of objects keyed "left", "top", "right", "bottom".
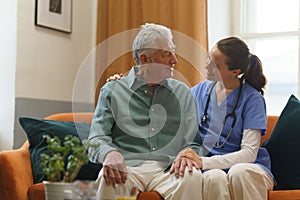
[{"left": 140, "top": 54, "right": 149, "bottom": 64}]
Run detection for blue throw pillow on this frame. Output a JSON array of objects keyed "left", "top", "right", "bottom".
[
  {"left": 19, "top": 117, "right": 102, "bottom": 183},
  {"left": 262, "top": 95, "right": 300, "bottom": 189}
]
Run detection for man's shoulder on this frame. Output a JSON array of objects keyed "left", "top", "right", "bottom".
[
  {"left": 101, "top": 76, "right": 134, "bottom": 99},
  {"left": 102, "top": 79, "right": 118, "bottom": 90},
  {"left": 166, "top": 78, "right": 190, "bottom": 89}
]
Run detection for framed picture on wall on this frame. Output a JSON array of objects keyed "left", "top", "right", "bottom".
[{"left": 35, "top": 0, "right": 72, "bottom": 33}]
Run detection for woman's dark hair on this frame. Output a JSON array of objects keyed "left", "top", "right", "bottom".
[{"left": 217, "top": 37, "right": 267, "bottom": 95}]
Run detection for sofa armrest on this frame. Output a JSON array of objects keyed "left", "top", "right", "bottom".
[{"left": 0, "top": 142, "right": 33, "bottom": 200}]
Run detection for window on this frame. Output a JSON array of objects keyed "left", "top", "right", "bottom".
[{"left": 233, "top": 0, "right": 300, "bottom": 115}]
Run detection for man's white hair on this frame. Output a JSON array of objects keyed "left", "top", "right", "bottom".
[{"left": 132, "top": 23, "right": 175, "bottom": 64}]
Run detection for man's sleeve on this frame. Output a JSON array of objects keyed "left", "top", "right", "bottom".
[
  {"left": 183, "top": 88, "right": 202, "bottom": 154},
  {"left": 88, "top": 82, "right": 118, "bottom": 163}
]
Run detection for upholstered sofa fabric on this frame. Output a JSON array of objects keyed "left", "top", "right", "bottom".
[
  {"left": 19, "top": 117, "right": 102, "bottom": 183},
  {"left": 263, "top": 95, "right": 300, "bottom": 189},
  {"left": 0, "top": 112, "right": 300, "bottom": 200}
]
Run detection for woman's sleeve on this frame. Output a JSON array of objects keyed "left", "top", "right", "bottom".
[{"left": 202, "top": 129, "right": 260, "bottom": 170}]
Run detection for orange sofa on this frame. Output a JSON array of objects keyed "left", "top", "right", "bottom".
[{"left": 0, "top": 113, "right": 299, "bottom": 200}]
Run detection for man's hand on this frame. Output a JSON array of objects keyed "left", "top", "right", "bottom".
[
  {"left": 169, "top": 148, "right": 202, "bottom": 178},
  {"left": 103, "top": 151, "right": 127, "bottom": 186}
]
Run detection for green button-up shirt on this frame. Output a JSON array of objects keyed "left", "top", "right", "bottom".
[{"left": 88, "top": 66, "right": 200, "bottom": 167}]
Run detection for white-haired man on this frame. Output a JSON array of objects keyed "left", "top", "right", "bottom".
[{"left": 88, "top": 23, "right": 202, "bottom": 200}]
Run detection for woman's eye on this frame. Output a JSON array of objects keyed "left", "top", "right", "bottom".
[{"left": 207, "top": 57, "right": 218, "bottom": 68}]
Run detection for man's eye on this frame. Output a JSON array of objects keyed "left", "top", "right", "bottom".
[
  {"left": 162, "top": 51, "right": 173, "bottom": 57},
  {"left": 165, "top": 52, "right": 172, "bottom": 56}
]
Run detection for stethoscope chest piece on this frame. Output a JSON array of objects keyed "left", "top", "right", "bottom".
[{"left": 201, "top": 115, "right": 207, "bottom": 123}]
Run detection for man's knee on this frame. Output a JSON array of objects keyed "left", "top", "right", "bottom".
[{"left": 182, "top": 167, "right": 202, "bottom": 184}]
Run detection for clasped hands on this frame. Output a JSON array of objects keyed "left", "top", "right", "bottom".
[
  {"left": 170, "top": 148, "right": 203, "bottom": 178},
  {"left": 103, "top": 148, "right": 202, "bottom": 186}
]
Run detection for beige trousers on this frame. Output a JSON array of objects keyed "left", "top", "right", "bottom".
[
  {"left": 202, "top": 163, "right": 274, "bottom": 200},
  {"left": 96, "top": 161, "right": 203, "bottom": 200}
]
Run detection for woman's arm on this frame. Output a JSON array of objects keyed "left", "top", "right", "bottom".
[{"left": 201, "top": 129, "right": 260, "bottom": 170}]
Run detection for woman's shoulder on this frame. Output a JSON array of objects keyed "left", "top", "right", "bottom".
[
  {"left": 192, "top": 81, "right": 214, "bottom": 94},
  {"left": 242, "top": 83, "right": 264, "bottom": 97},
  {"left": 241, "top": 83, "right": 266, "bottom": 105}
]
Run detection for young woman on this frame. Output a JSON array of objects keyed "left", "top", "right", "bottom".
[{"left": 171, "top": 37, "right": 275, "bottom": 200}]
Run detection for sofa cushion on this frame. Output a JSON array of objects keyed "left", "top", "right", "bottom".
[
  {"left": 19, "top": 117, "right": 102, "bottom": 184},
  {"left": 262, "top": 95, "right": 300, "bottom": 189}
]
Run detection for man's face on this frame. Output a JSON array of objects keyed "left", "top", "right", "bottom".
[{"left": 141, "top": 42, "right": 178, "bottom": 82}]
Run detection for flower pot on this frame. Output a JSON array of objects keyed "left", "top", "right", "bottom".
[{"left": 43, "top": 181, "right": 75, "bottom": 200}]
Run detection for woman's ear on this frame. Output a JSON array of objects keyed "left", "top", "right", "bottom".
[{"left": 232, "top": 69, "right": 241, "bottom": 76}]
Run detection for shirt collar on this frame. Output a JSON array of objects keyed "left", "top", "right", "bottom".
[{"left": 125, "top": 65, "right": 172, "bottom": 90}]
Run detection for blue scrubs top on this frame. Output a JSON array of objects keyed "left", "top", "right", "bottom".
[{"left": 192, "top": 81, "right": 274, "bottom": 180}]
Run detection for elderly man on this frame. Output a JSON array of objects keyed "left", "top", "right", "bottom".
[{"left": 88, "top": 23, "right": 202, "bottom": 200}]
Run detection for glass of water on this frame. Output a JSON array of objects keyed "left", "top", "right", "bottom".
[
  {"left": 73, "top": 180, "right": 98, "bottom": 200},
  {"left": 115, "top": 183, "right": 137, "bottom": 200}
]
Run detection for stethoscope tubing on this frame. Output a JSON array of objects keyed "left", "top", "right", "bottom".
[{"left": 201, "top": 80, "right": 243, "bottom": 148}]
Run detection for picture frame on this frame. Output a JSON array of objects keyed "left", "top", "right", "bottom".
[{"left": 35, "top": 0, "right": 72, "bottom": 33}]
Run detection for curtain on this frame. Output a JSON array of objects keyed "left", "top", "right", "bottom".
[{"left": 95, "top": 0, "right": 208, "bottom": 104}]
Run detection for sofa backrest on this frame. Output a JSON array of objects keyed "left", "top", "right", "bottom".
[
  {"left": 261, "top": 115, "right": 279, "bottom": 146},
  {"left": 43, "top": 112, "right": 278, "bottom": 147},
  {"left": 44, "top": 112, "right": 94, "bottom": 124}
]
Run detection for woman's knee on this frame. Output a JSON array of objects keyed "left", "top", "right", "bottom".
[
  {"left": 227, "top": 163, "right": 261, "bottom": 186},
  {"left": 228, "top": 163, "right": 254, "bottom": 178}
]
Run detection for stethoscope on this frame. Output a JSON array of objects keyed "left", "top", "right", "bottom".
[{"left": 201, "top": 80, "right": 243, "bottom": 148}]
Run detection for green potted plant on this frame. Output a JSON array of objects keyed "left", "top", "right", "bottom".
[{"left": 41, "top": 135, "right": 98, "bottom": 200}]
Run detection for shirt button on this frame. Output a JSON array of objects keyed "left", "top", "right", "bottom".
[
  {"left": 144, "top": 90, "right": 148, "bottom": 94},
  {"left": 151, "top": 128, "right": 155, "bottom": 131}
]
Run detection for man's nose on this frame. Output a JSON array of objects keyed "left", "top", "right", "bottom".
[
  {"left": 205, "top": 62, "right": 210, "bottom": 70},
  {"left": 170, "top": 53, "right": 178, "bottom": 65}
]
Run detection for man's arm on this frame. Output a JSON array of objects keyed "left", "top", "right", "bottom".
[
  {"left": 169, "top": 84, "right": 202, "bottom": 177},
  {"left": 88, "top": 82, "right": 127, "bottom": 185},
  {"left": 183, "top": 86, "right": 201, "bottom": 153},
  {"left": 88, "top": 82, "right": 118, "bottom": 163}
]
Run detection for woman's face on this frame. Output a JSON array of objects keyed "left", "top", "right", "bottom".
[{"left": 205, "top": 46, "right": 234, "bottom": 82}]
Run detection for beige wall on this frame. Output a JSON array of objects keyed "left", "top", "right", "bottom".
[
  {"left": 16, "top": 0, "right": 97, "bottom": 102},
  {"left": 0, "top": 1, "right": 17, "bottom": 151},
  {"left": 0, "top": 0, "right": 231, "bottom": 151},
  {"left": 0, "top": 0, "right": 98, "bottom": 151}
]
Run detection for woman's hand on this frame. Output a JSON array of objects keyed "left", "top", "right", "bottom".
[
  {"left": 169, "top": 148, "right": 202, "bottom": 178},
  {"left": 106, "top": 73, "right": 123, "bottom": 82}
]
